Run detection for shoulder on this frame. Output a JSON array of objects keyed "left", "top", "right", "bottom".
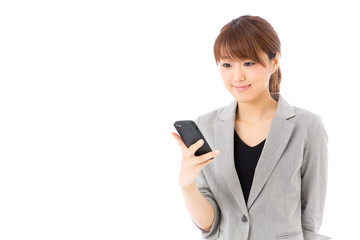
[
  {"left": 292, "top": 106, "right": 328, "bottom": 143},
  {"left": 292, "top": 106, "right": 325, "bottom": 127},
  {"left": 193, "top": 103, "right": 229, "bottom": 127},
  {"left": 191, "top": 104, "right": 230, "bottom": 146}
]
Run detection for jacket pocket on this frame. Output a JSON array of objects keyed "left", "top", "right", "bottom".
[{"left": 275, "top": 230, "right": 303, "bottom": 239}]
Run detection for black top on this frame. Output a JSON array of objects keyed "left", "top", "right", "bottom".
[{"left": 234, "top": 130, "right": 266, "bottom": 205}]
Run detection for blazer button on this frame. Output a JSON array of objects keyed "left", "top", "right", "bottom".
[{"left": 241, "top": 215, "right": 248, "bottom": 223}]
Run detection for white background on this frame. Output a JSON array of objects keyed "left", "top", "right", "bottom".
[{"left": 0, "top": 0, "right": 359, "bottom": 239}]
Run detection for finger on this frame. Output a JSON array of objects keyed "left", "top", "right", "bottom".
[
  {"left": 195, "top": 158, "right": 214, "bottom": 171},
  {"left": 188, "top": 139, "right": 204, "bottom": 155},
  {"left": 195, "top": 150, "right": 220, "bottom": 164},
  {"left": 171, "top": 132, "right": 187, "bottom": 151}
]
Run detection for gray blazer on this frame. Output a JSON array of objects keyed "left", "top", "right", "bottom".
[{"left": 193, "top": 93, "right": 330, "bottom": 240}]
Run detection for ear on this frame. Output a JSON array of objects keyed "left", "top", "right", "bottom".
[{"left": 271, "top": 52, "right": 280, "bottom": 73}]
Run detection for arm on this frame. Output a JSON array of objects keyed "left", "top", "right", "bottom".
[
  {"left": 189, "top": 168, "right": 222, "bottom": 239},
  {"left": 301, "top": 115, "right": 331, "bottom": 240},
  {"left": 172, "top": 116, "right": 221, "bottom": 239},
  {"left": 180, "top": 182, "right": 215, "bottom": 232}
]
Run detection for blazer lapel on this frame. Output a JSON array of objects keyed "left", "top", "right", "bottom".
[
  {"left": 247, "top": 93, "right": 296, "bottom": 210},
  {"left": 214, "top": 93, "right": 296, "bottom": 213},
  {"left": 214, "top": 100, "right": 249, "bottom": 215}
]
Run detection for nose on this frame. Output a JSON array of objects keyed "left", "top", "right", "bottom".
[{"left": 233, "top": 64, "right": 245, "bottom": 82}]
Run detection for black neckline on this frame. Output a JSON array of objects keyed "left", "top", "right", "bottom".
[{"left": 234, "top": 130, "right": 266, "bottom": 149}]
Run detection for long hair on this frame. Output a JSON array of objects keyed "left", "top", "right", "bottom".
[{"left": 213, "top": 15, "right": 282, "bottom": 93}]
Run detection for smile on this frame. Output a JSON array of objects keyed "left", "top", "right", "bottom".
[{"left": 233, "top": 84, "right": 251, "bottom": 92}]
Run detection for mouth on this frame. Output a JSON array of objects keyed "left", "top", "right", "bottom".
[{"left": 233, "top": 84, "right": 251, "bottom": 92}]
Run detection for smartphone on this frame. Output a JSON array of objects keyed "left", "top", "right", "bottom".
[{"left": 174, "top": 120, "right": 213, "bottom": 157}]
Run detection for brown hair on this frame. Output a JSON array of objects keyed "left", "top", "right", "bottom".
[{"left": 213, "top": 15, "right": 282, "bottom": 93}]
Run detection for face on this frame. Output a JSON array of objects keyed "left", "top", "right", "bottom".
[{"left": 218, "top": 51, "right": 279, "bottom": 103}]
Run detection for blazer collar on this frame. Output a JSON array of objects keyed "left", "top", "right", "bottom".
[{"left": 214, "top": 92, "right": 296, "bottom": 213}]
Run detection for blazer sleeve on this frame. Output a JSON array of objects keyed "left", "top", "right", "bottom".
[
  {"left": 192, "top": 116, "right": 221, "bottom": 239},
  {"left": 301, "top": 115, "right": 331, "bottom": 240}
]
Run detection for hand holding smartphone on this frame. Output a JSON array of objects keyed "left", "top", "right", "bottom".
[
  {"left": 174, "top": 120, "right": 213, "bottom": 157},
  {"left": 172, "top": 120, "right": 220, "bottom": 188}
]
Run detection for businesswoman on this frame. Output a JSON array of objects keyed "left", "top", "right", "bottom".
[{"left": 171, "top": 15, "right": 330, "bottom": 240}]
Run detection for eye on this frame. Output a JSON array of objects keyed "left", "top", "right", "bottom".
[
  {"left": 244, "top": 62, "right": 255, "bottom": 67},
  {"left": 222, "top": 63, "right": 231, "bottom": 68}
]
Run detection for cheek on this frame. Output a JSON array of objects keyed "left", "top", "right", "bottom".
[
  {"left": 219, "top": 70, "right": 231, "bottom": 82},
  {"left": 248, "top": 68, "right": 270, "bottom": 82}
]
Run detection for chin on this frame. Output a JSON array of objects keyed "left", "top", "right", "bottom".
[
  {"left": 232, "top": 94, "right": 251, "bottom": 103},
  {"left": 232, "top": 92, "right": 260, "bottom": 104}
]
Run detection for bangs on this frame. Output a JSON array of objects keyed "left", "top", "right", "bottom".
[{"left": 214, "top": 22, "right": 267, "bottom": 66}]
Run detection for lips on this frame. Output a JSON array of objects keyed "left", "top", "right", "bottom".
[{"left": 233, "top": 84, "right": 251, "bottom": 92}]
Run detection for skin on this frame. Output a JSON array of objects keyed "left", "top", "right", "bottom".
[
  {"left": 218, "top": 51, "right": 280, "bottom": 146},
  {"left": 171, "top": 50, "right": 281, "bottom": 232}
]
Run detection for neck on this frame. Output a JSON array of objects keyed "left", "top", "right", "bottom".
[{"left": 236, "top": 91, "right": 278, "bottom": 122}]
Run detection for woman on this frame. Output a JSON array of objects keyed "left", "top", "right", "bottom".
[{"left": 171, "top": 15, "right": 330, "bottom": 240}]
